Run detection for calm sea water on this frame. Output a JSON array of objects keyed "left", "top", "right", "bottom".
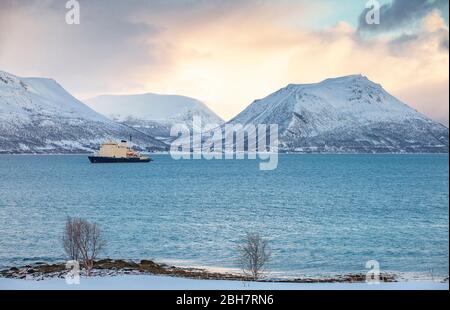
[{"left": 0, "top": 154, "right": 448, "bottom": 279}]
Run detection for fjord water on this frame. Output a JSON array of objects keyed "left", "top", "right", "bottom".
[{"left": 0, "top": 154, "right": 448, "bottom": 279}]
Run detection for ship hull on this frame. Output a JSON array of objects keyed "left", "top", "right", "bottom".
[{"left": 88, "top": 156, "right": 151, "bottom": 163}]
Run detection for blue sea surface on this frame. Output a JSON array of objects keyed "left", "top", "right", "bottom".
[{"left": 0, "top": 154, "right": 448, "bottom": 279}]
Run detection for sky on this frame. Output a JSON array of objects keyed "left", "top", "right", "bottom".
[{"left": 0, "top": 0, "right": 448, "bottom": 124}]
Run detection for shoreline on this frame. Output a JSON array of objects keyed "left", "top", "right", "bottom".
[
  {"left": 1, "top": 259, "right": 448, "bottom": 290},
  {"left": 1, "top": 259, "right": 448, "bottom": 283},
  {"left": 0, "top": 258, "right": 430, "bottom": 283},
  {"left": 2, "top": 275, "right": 448, "bottom": 290}
]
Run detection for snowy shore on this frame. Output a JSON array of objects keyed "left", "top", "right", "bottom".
[
  {"left": 1, "top": 275, "right": 448, "bottom": 290},
  {"left": 1, "top": 259, "right": 447, "bottom": 290}
]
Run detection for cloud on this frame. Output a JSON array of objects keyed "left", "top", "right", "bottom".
[
  {"left": 441, "top": 36, "right": 449, "bottom": 49},
  {"left": 388, "top": 10, "right": 449, "bottom": 55},
  {"left": 0, "top": 0, "right": 315, "bottom": 95},
  {"left": 136, "top": 9, "right": 448, "bottom": 123},
  {"left": 0, "top": 0, "right": 166, "bottom": 94},
  {"left": 357, "top": 0, "right": 449, "bottom": 34},
  {"left": 0, "top": 0, "right": 448, "bottom": 125},
  {"left": 396, "top": 80, "right": 449, "bottom": 126}
]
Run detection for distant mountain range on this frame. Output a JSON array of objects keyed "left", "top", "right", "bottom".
[
  {"left": 0, "top": 71, "right": 167, "bottom": 154},
  {"left": 226, "top": 75, "right": 448, "bottom": 153},
  {"left": 85, "top": 93, "right": 223, "bottom": 143},
  {"left": 0, "top": 70, "right": 448, "bottom": 154}
]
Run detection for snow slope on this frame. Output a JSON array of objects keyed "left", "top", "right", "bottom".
[
  {"left": 0, "top": 275, "right": 447, "bottom": 290},
  {"left": 0, "top": 71, "right": 167, "bottom": 153},
  {"left": 227, "top": 75, "right": 448, "bottom": 153},
  {"left": 86, "top": 93, "right": 224, "bottom": 142}
]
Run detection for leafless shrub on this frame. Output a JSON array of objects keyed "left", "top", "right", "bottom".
[
  {"left": 62, "top": 217, "right": 81, "bottom": 261},
  {"left": 237, "top": 232, "right": 271, "bottom": 280},
  {"left": 62, "top": 217, "right": 106, "bottom": 276}
]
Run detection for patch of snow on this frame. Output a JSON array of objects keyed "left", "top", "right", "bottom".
[{"left": 0, "top": 275, "right": 447, "bottom": 290}]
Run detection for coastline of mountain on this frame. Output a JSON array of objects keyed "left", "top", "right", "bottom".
[
  {"left": 225, "top": 75, "right": 448, "bottom": 153},
  {"left": 0, "top": 70, "right": 168, "bottom": 154}
]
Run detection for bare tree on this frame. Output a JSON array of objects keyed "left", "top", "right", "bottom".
[
  {"left": 62, "top": 217, "right": 81, "bottom": 261},
  {"left": 237, "top": 232, "right": 271, "bottom": 280},
  {"left": 62, "top": 217, "right": 106, "bottom": 276}
]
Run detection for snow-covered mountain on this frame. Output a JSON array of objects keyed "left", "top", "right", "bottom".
[
  {"left": 227, "top": 75, "right": 448, "bottom": 153},
  {"left": 85, "top": 93, "right": 224, "bottom": 142},
  {"left": 0, "top": 71, "right": 167, "bottom": 154}
]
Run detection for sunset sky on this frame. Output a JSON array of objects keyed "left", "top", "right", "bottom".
[{"left": 0, "top": 0, "right": 448, "bottom": 124}]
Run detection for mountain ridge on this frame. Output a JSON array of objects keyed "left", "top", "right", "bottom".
[
  {"left": 86, "top": 92, "right": 224, "bottom": 142},
  {"left": 226, "top": 74, "right": 448, "bottom": 153},
  {"left": 0, "top": 70, "right": 168, "bottom": 154},
  {"left": 1, "top": 71, "right": 448, "bottom": 154}
]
